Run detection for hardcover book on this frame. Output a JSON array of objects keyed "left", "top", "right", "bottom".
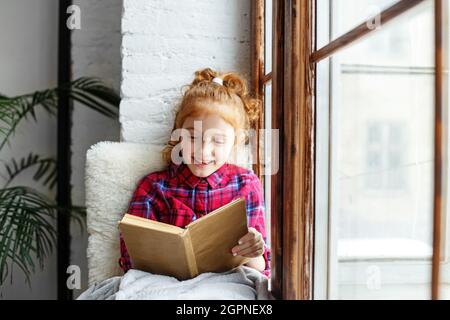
[{"left": 118, "top": 197, "right": 251, "bottom": 280}]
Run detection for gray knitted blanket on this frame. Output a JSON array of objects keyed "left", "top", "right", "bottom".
[{"left": 77, "top": 266, "right": 274, "bottom": 300}]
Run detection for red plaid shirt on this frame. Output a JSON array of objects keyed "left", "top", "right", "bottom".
[{"left": 119, "top": 162, "right": 271, "bottom": 278}]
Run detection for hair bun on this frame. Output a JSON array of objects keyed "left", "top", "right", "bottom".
[
  {"left": 222, "top": 73, "right": 248, "bottom": 97},
  {"left": 188, "top": 67, "right": 261, "bottom": 126},
  {"left": 192, "top": 68, "right": 217, "bottom": 86}
]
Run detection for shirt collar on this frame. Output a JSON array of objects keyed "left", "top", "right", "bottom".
[{"left": 169, "top": 162, "right": 229, "bottom": 189}]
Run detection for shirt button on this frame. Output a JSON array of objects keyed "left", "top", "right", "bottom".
[{"left": 197, "top": 180, "right": 208, "bottom": 190}]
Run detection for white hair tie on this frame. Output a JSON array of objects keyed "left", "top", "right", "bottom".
[{"left": 212, "top": 77, "right": 223, "bottom": 86}]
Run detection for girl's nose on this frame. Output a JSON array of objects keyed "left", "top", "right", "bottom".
[{"left": 201, "top": 141, "right": 214, "bottom": 159}]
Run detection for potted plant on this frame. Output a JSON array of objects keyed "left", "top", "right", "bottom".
[{"left": 0, "top": 77, "right": 120, "bottom": 286}]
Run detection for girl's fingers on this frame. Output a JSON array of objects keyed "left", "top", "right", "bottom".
[
  {"left": 237, "top": 227, "right": 262, "bottom": 245},
  {"left": 237, "top": 230, "right": 255, "bottom": 245},
  {"left": 232, "top": 238, "right": 257, "bottom": 253},
  {"left": 235, "top": 242, "right": 264, "bottom": 257},
  {"left": 239, "top": 246, "right": 264, "bottom": 258},
  {"left": 233, "top": 231, "right": 262, "bottom": 253}
]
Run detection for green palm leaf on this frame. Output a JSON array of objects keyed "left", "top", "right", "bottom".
[
  {"left": 0, "top": 76, "right": 119, "bottom": 287},
  {"left": 0, "top": 77, "right": 119, "bottom": 151},
  {"left": 0, "top": 187, "right": 57, "bottom": 286},
  {"left": 0, "top": 187, "right": 86, "bottom": 287},
  {"left": 0, "top": 78, "right": 120, "bottom": 286},
  {"left": 3, "top": 153, "right": 57, "bottom": 190}
]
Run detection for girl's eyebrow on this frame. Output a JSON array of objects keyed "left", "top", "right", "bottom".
[
  {"left": 185, "top": 127, "right": 200, "bottom": 133},
  {"left": 184, "top": 127, "right": 227, "bottom": 137}
]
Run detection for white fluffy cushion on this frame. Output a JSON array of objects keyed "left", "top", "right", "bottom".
[{"left": 85, "top": 142, "right": 166, "bottom": 286}]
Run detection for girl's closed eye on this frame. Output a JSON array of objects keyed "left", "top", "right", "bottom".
[
  {"left": 188, "top": 130, "right": 202, "bottom": 141},
  {"left": 213, "top": 135, "right": 227, "bottom": 145}
]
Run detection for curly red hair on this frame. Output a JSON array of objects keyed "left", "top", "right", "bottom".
[{"left": 162, "top": 67, "right": 261, "bottom": 165}]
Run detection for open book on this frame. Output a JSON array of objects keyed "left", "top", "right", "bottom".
[{"left": 118, "top": 197, "right": 251, "bottom": 280}]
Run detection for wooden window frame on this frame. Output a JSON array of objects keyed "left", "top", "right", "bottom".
[
  {"left": 433, "top": 0, "right": 443, "bottom": 300},
  {"left": 271, "top": 0, "right": 316, "bottom": 300},
  {"left": 251, "top": 0, "right": 443, "bottom": 300},
  {"left": 252, "top": 0, "right": 316, "bottom": 300}
]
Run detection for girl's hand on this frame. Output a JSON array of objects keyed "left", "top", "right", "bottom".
[{"left": 231, "top": 227, "right": 265, "bottom": 258}]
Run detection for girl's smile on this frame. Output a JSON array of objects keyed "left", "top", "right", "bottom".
[{"left": 191, "top": 157, "right": 215, "bottom": 167}]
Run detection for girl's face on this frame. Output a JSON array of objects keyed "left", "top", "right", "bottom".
[{"left": 180, "top": 113, "right": 236, "bottom": 178}]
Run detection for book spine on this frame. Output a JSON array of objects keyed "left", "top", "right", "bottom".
[{"left": 183, "top": 230, "right": 198, "bottom": 278}]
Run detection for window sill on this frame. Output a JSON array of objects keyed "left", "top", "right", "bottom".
[{"left": 338, "top": 238, "right": 433, "bottom": 262}]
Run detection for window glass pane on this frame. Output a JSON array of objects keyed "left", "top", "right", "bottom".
[
  {"left": 263, "top": 0, "right": 273, "bottom": 252},
  {"left": 328, "top": 0, "right": 434, "bottom": 299},
  {"left": 314, "top": 0, "right": 332, "bottom": 296},
  {"left": 264, "top": 82, "right": 272, "bottom": 249},
  {"left": 331, "top": 0, "right": 400, "bottom": 41}
]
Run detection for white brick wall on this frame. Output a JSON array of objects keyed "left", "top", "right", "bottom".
[{"left": 120, "top": 0, "right": 252, "bottom": 144}]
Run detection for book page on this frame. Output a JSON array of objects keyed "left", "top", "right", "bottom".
[
  {"left": 186, "top": 198, "right": 251, "bottom": 274},
  {"left": 186, "top": 197, "right": 244, "bottom": 228}
]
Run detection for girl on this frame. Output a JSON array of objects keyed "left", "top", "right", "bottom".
[{"left": 119, "top": 68, "right": 270, "bottom": 278}]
